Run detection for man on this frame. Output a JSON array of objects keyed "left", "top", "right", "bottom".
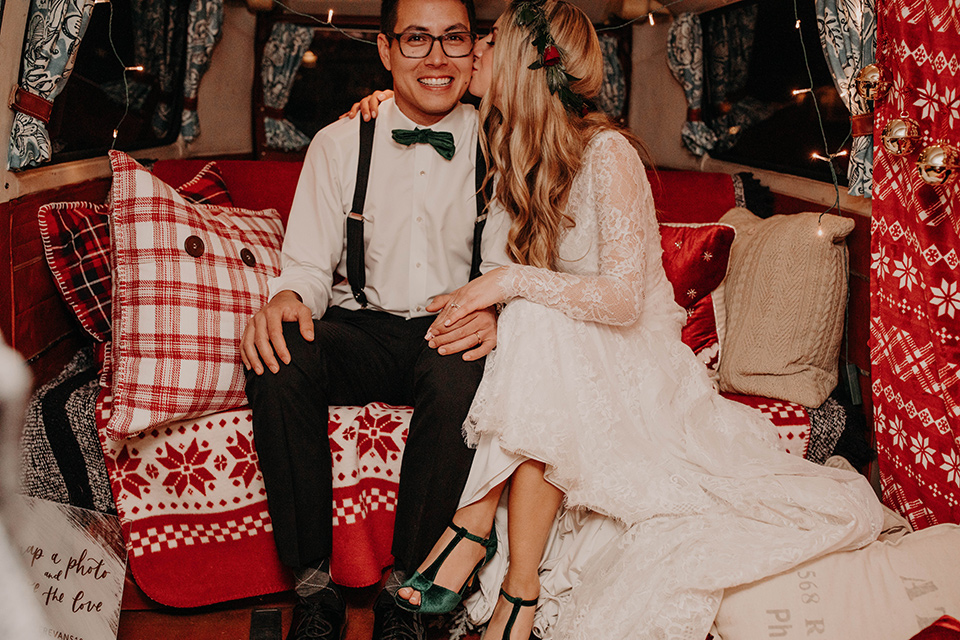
[{"left": 241, "top": 0, "right": 507, "bottom": 639}]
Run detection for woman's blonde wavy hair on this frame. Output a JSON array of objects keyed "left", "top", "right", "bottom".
[{"left": 480, "top": 0, "right": 648, "bottom": 270}]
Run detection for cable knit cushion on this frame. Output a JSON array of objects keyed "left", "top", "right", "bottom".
[
  {"left": 717, "top": 207, "right": 854, "bottom": 406},
  {"left": 659, "top": 223, "right": 736, "bottom": 378},
  {"left": 106, "top": 151, "right": 283, "bottom": 440},
  {"left": 37, "top": 162, "right": 235, "bottom": 343}
]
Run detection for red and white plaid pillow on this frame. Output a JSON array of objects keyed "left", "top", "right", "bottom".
[
  {"left": 105, "top": 151, "right": 283, "bottom": 440},
  {"left": 38, "top": 162, "right": 234, "bottom": 343},
  {"left": 659, "top": 222, "right": 736, "bottom": 377}
]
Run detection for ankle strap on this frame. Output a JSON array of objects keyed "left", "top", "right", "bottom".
[
  {"left": 499, "top": 588, "right": 537, "bottom": 608},
  {"left": 450, "top": 522, "right": 496, "bottom": 548}
]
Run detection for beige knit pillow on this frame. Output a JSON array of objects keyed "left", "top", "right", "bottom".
[{"left": 717, "top": 207, "right": 854, "bottom": 407}]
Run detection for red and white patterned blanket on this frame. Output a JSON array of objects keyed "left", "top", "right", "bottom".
[{"left": 97, "top": 391, "right": 810, "bottom": 607}]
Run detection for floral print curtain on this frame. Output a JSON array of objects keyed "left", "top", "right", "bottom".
[
  {"left": 816, "top": 0, "right": 877, "bottom": 197},
  {"left": 262, "top": 22, "right": 313, "bottom": 151},
  {"left": 180, "top": 0, "right": 224, "bottom": 142},
  {"left": 667, "top": 13, "right": 716, "bottom": 157},
  {"left": 596, "top": 33, "right": 626, "bottom": 121},
  {"left": 7, "top": 0, "right": 95, "bottom": 170}
]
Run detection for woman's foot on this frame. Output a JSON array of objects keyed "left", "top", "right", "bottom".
[
  {"left": 481, "top": 577, "right": 539, "bottom": 640},
  {"left": 395, "top": 517, "right": 496, "bottom": 613}
]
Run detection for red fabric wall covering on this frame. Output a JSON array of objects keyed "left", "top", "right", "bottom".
[{"left": 872, "top": 1, "right": 960, "bottom": 528}]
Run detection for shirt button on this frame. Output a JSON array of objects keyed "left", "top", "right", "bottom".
[
  {"left": 417, "top": 216, "right": 423, "bottom": 223},
  {"left": 420, "top": 170, "right": 426, "bottom": 176},
  {"left": 416, "top": 306, "right": 423, "bottom": 312},
  {"left": 416, "top": 262, "right": 421, "bottom": 268}
]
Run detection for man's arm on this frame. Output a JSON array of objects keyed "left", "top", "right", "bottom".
[{"left": 242, "top": 130, "right": 348, "bottom": 373}]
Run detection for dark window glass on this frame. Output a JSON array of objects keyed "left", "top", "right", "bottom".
[
  {"left": 702, "top": 0, "right": 850, "bottom": 186},
  {"left": 285, "top": 25, "right": 394, "bottom": 140},
  {"left": 44, "top": 0, "right": 188, "bottom": 164}
]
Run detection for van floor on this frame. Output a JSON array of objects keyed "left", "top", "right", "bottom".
[{"left": 117, "top": 587, "right": 480, "bottom": 640}]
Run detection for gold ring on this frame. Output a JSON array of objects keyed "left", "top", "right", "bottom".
[
  {"left": 450, "top": 303, "right": 461, "bottom": 310},
  {"left": 475, "top": 331, "right": 482, "bottom": 345}
]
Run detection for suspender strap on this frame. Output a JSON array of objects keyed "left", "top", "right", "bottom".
[
  {"left": 470, "top": 140, "right": 492, "bottom": 281},
  {"left": 347, "top": 117, "right": 376, "bottom": 307},
  {"left": 347, "top": 120, "right": 489, "bottom": 306}
]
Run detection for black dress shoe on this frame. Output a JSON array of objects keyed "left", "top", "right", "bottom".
[
  {"left": 286, "top": 586, "right": 347, "bottom": 640},
  {"left": 372, "top": 589, "right": 424, "bottom": 640}
]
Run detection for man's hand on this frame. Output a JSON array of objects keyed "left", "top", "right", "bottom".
[
  {"left": 425, "top": 299, "right": 497, "bottom": 361},
  {"left": 241, "top": 290, "right": 315, "bottom": 375}
]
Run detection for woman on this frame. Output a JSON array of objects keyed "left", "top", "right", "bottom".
[{"left": 359, "top": 3, "right": 882, "bottom": 639}]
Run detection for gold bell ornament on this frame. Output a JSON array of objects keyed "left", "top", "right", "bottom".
[
  {"left": 855, "top": 64, "right": 891, "bottom": 101},
  {"left": 917, "top": 142, "right": 959, "bottom": 186},
  {"left": 881, "top": 116, "right": 921, "bottom": 156}
]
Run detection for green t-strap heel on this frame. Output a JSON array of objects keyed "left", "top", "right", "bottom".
[
  {"left": 491, "top": 588, "right": 538, "bottom": 640},
  {"left": 395, "top": 522, "right": 498, "bottom": 614}
]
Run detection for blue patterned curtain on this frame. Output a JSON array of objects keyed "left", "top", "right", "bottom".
[
  {"left": 262, "top": 22, "right": 312, "bottom": 151},
  {"left": 7, "top": 0, "right": 96, "bottom": 170},
  {"left": 667, "top": 13, "right": 716, "bottom": 157},
  {"left": 130, "top": 0, "right": 189, "bottom": 140},
  {"left": 180, "top": 0, "right": 224, "bottom": 142},
  {"left": 595, "top": 33, "right": 626, "bottom": 121},
  {"left": 816, "top": 0, "right": 876, "bottom": 197}
]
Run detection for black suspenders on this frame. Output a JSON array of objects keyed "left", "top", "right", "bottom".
[{"left": 346, "top": 117, "right": 492, "bottom": 308}]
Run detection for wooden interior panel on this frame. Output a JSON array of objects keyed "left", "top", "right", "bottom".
[{"left": 0, "top": 178, "right": 110, "bottom": 387}]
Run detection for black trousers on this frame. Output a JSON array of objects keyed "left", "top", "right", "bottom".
[{"left": 245, "top": 306, "right": 484, "bottom": 575}]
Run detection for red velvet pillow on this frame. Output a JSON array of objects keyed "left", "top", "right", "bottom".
[
  {"left": 38, "top": 162, "right": 234, "bottom": 343},
  {"left": 659, "top": 222, "right": 736, "bottom": 376}
]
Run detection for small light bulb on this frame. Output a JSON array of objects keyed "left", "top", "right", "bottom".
[
  {"left": 817, "top": 226, "right": 824, "bottom": 237},
  {"left": 792, "top": 88, "right": 812, "bottom": 96},
  {"left": 327, "top": 9, "right": 334, "bottom": 22},
  {"left": 812, "top": 152, "right": 829, "bottom": 162},
  {"left": 648, "top": 13, "right": 655, "bottom": 25},
  {"left": 112, "top": 129, "right": 119, "bottom": 139},
  {"left": 795, "top": 19, "right": 801, "bottom": 29},
  {"left": 124, "top": 65, "right": 144, "bottom": 72}
]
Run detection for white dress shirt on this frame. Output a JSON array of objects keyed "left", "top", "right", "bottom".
[{"left": 269, "top": 99, "right": 510, "bottom": 319}]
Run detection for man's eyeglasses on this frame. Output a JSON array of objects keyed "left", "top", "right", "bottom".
[{"left": 387, "top": 31, "right": 476, "bottom": 58}]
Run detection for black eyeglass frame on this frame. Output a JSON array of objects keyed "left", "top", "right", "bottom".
[{"left": 385, "top": 31, "right": 477, "bottom": 58}]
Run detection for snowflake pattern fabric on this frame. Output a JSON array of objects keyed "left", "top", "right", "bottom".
[{"left": 872, "top": 0, "right": 960, "bottom": 529}]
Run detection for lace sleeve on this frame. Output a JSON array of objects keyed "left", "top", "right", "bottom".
[{"left": 499, "top": 133, "right": 652, "bottom": 326}]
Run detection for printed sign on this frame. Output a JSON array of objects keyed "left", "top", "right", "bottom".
[{"left": 8, "top": 496, "right": 126, "bottom": 640}]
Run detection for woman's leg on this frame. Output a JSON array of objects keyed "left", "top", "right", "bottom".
[
  {"left": 397, "top": 479, "right": 506, "bottom": 607},
  {"left": 484, "top": 460, "right": 564, "bottom": 640}
]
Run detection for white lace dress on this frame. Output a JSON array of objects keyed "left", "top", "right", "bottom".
[{"left": 458, "top": 131, "right": 883, "bottom": 640}]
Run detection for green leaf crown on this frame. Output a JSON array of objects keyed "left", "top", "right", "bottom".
[{"left": 512, "top": 0, "right": 586, "bottom": 115}]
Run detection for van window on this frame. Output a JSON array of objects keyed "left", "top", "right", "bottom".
[{"left": 700, "top": 0, "right": 849, "bottom": 186}]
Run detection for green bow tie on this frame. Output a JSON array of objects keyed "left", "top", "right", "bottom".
[{"left": 391, "top": 128, "right": 456, "bottom": 160}]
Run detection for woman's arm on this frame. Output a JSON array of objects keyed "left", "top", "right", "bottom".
[{"left": 432, "top": 133, "right": 654, "bottom": 331}]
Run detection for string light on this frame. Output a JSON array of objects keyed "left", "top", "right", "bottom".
[
  {"left": 648, "top": 13, "right": 656, "bottom": 26},
  {"left": 124, "top": 65, "right": 144, "bottom": 73},
  {"left": 792, "top": 88, "right": 812, "bottom": 96},
  {"left": 327, "top": 9, "right": 333, "bottom": 23}
]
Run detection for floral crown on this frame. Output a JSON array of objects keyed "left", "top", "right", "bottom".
[{"left": 512, "top": 0, "right": 586, "bottom": 115}]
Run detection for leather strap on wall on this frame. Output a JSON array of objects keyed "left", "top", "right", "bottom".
[
  {"left": 8, "top": 85, "right": 54, "bottom": 124},
  {"left": 262, "top": 105, "right": 285, "bottom": 120},
  {"left": 850, "top": 112, "right": 874, "bottom": 137}
]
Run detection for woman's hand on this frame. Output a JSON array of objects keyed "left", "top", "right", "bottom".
[
  {"left": 339, "top": 90, "right": 394, "bottom": 120},
  {"left": 425, "top": 268, "right": 509, "bottom": 358}
]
